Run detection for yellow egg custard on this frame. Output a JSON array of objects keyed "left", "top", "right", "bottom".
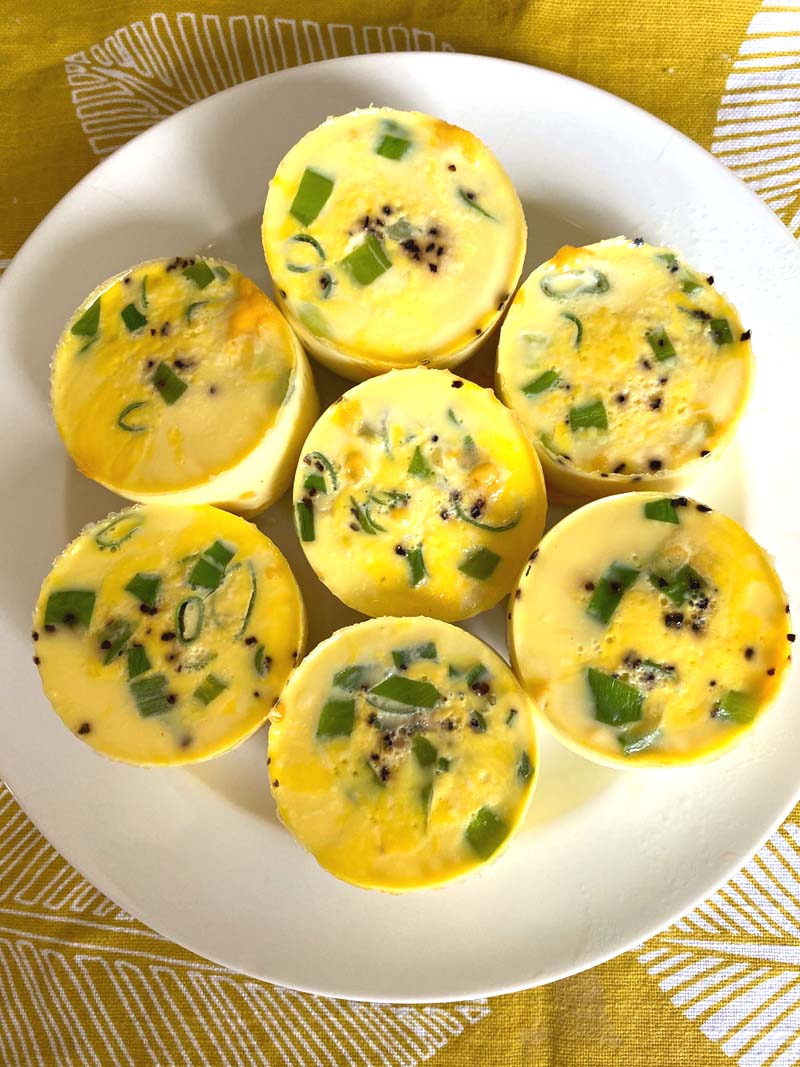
[
  {"left": 268, "top": 616, "right": 537, "bottom": 891},
  {"left": 497, "top": 238, "right": 753, "bottom": 498},
  {"left": 51, "top": 257, "right": 318, "bottom": 515},
  {"left": 32, "top": 505, "right": 306, "bottom": 766},
  {"left": 509, "top": 493, "right": 792, "bottom": 767},
  {"left": 262, "top": 107, "right": 527, "bottom": 380},
  {"left": 293, "top": 367, "right": 546, "bottom": 621}
]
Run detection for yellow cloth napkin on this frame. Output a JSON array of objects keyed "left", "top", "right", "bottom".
[{"left": 3, "top": 3, "right": 800, "bottom": 1064}]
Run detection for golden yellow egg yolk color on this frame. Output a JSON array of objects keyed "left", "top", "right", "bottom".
[
  {"left": 33, "top": 505, "right": 306, "bottom": 766},
  {"left": 267, "top": 616, "right": 537, "bottom": 891},
  {"left": 509, "top": 493, "right": 792, "bottom": 767}
]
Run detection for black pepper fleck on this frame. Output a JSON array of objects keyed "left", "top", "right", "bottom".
[
  {"left": 167, "top": 694, "right": 177, "bottom": 705},
  {"left": 395, "top": 545, "right": 407, "bottom": 556},
  {"left": 615, "top": 393, "right": 627, "bottom": 404},
  {"left": 272, "top": 779, "right": 279, "bottom": 788},
  {"left": 33, "top": 655, "right": 40, "bottom": 665},
  {"left": 448, "top": 163, "right": 456, "bottom": 171},
  {"left": 744, "top": 647, "right": 755, "bottom": 660},
  {"left": 697, "top": 504, "right": 712, "bottom": 513},
  {"left": 585, "top": 581, "right": 595, "bottom": 591},
  {"left": 244, "top": 636, "right": 258, "bottom": 646},
  {"left": 767, "top": 668, "right": 776, "bottom": 676},
  {"left": 451, "top": 380, "right": 463, "bottom": 389},
  {"left": 78, "top": 723, "right": 91, "bottom": 735},
  {"left": 700, "top": 449, "right": 711, "bottom": 458},
  {"left": 633, "top": 237, "right": 644, "bottom": 246},
  {"left": 100, "top": 639, "right": 112, "bottom": 650},
  {"left": 32, "top": 631, "right": 39, "bottom": 641},
  {"left": 789, "top": 633, "right": 796, "bottom": 643},
  {"left": 613, "top": 462, "right": 626, "bottom": 474},
  {"left": 650, "top": 397, "right": 663, "bottom": 410},
  {"left": 741, "top": 329, "right": 751, "bottom": 341},
  {"left": 161, "top": 631, "right": 176, "bottom": 641},
  {"left": 664, "top": 612, "right": 684, "bottom": 628},
  {"left": 514, "top": 588, "right": 522, "bottom": 600},
  {"left": 649, "top": 459, "right": 663, "bottom": 471},
  {"left": 44, "top": 624, "right": 56, "bottom": 633}
]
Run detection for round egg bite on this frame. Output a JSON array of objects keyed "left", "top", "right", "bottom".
[
  {"left": 496, "top": 237, "right": 753, "bottom": 498},
  {"left": 262, "top": 107, "right": 527, "bottom": 380},
  {"left": 51, "top": 256, "right": 318, "bottom": 515},
  {"left": 292, "top": 367, "right": 547, "bottom": 621},
  {"left": 268, "top": 616, "right": 537, "bottom": 891},
  {"left": 509, "top": 492, "right": 793, "bottom": 768},
  {"left": 32, "top": 505, "right": 306, "bottom": 766}
]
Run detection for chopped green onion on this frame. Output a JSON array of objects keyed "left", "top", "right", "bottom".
[
  {"left": 182, "top": 261, "right": 215, "bottom": 289},
  {"left": 646, "top": 326, "right": 676, "bottom": 362},
  {"left": 369, "top": 675, "right": 441, "bottom": 710},
  {"left": 710, "top": 317, "right": 733, "bottom": 345},
  {"left": 620, "top": 727, "right": 661, "bottom": 755},
  {"left": 124, "top": 572, "right": 161, "bottom": 607},
  {"left": 386, "top": 218, "right": 413, "bottom": 241},
  {"left": 188, "top": 540, "right": 235, "bottom": 590},
  {"left": 650, "top": 563, "right": 705, "bottom": 606},
  {"left": 194, "top": 673, "right": 229, "bottom": 706},
  {"left": 522, "top": 370, "right": 559, "bottom": 396},
  {"left": 458, "top": 546, "right": 501, "bottom": 581},
  {"left": 656, "top": 252, "right": 678, "bottom": 269},
  {"left": 213, "top": 265, "right": 230, "bottom": 281},
  {"left": 186, "top": 301, "right": 209, "bottom": 323},
  {"left": 436, "top": 756, "right": 451, "bottom": 773},
  {"left": 316, "top": 698, "right": 355, "bottom": 738},
  {"left": 716, "top": 690, "right": 757, "bottom": 724},
  {"left": 304, "top": 472, "right": 326, "bottom": 493},
  {"left": 94, "top": 513, "right": 144, "bottom": 551},
  {"left": 587, "top": 667, "right": 643, "bottom": 725},
  {"left": 233, "top": 562, "right": 257, "bottom": 639},
  {"left": 44, "top": 589, "right": 96, "bottom": 628},
  {"left": 121, "top": 303, "right": 147, "bottom": 332},
  {"left": 376, "top": 134, "right": 411, "bottom": 160},
  {"left": 680, "top": 275, "right": 703, "bottom": 294},
  {"left": 458, "top": 188, "right": 496, "bottom": 220},
  {"left": 465, "top": 663, "right": 489, "bottom": 688},
  {"left": 587, "top": 562, "right": 639, "bottom": 625},
  {"left": 176, "top": 596, "right": 204, "bottom": 643},
  {"left": 290, "top": 168, "right": 334, "bottom": 226},
  {"left": 254, "top": 645, "right": 270, "bottom": 677},
  {"left": 350, "top": 497, "right": 385, "bottom": 534},
  {"left": 421, "top": 781, "right": 433, "bottom": 823},
  {"left": 446, "top": 408, "right": 462, "bottom": 426},
  {"left": 392, "top": 643, "right": 437, "bottom": 669},
  {"left": 153, "top": 362, "right": 187, "bottom": 405},
  {"left": 127, "top": 644, "right": 150, "bottom": 679},
  {"left": 412, "top": 735, "right": 437, "bottom": 767},
  {"left": 540, "top": 269, "right": 609, "bottom": 301},
  {"left": 470, "top": 710, "right": 488, "bottom": 732},
  {"left": 141, "top": 276, "right": 148, "bottom": 309},
  {"left": 71, "top": 298, "right": 101, "bottom": 338},
  {"left": 407, "top": 445, "right": 433, "bottom": 478},
  {"left": 644, "top": 498, "right": 679, "bottom": 524},
  {"left": 406, "top": 546, "right": 427, "bottom": 587},
  {"left": 518, "top": 751, "right": 533, "bottom": 782},
  {"left": 465, "top": 807, "right": 509, "bottom": 859},
  {"left": 334, "top": 665, "right": 369, "bottom": 690},
  {"left": 287, "top": 234, "right": 327, "bottom": 273},
  {"left": 341, "top": 233, "right": 392, "bottom": 286},
  {"left": 98, "top": 619, "right": 133, "bottom": 665},
  {"left": 116, "top": 401, "right": 148, "bottom": 433},
  {"left": 462, "top": 434, "right": 478, "bottom": 465},
  {"left": 561, "top": 311, "right": 583, "bottom": 347},
  {"left": 569, "top": 399, "right": 608, "bottom": 432},
  {"left": 296, "top": 499, "right": 315, "bottom": 542},
  {"left": 506, "top": 708, "right": 518, "bottom": 725},
  {"left": 307, "top": 452, "right": 338, "bottom": 490},
  {"left": 454, "top": 499, "right": 521, "bottom": 533},
  {"left": 182, "top": 650, "right": 218, "bottom": 672},
  {"left": 130, "top": 673, "right": 170, "bottom": 717}
]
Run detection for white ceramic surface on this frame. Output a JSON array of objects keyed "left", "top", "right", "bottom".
[{"left": 1, "top": 53, "right": 799, "bottom": 1003}]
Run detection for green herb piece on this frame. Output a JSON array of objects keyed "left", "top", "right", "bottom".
[
  {"left": 153, "top": 362, "right": 187, "bottom": 405},
  {"left": 183, "top": 650, "right": 218, "bottom": 672},
  {"left": 650, "top": 563, "right": 705, "bottom": 606},
  {"left": 369, "top": 675, "right": 441, "bottom": 710},
  {"left": 412, "top": 734, "right": 437, "bottom": 768},
  {"left": 121, "top": 303, "right": 147, "bottom": 332},
  {"left": 465, "top": 663, "right": 489, "bottom": 688},
  {"left": 334, "top": 665, "right": 369, "bottom": 690},
  {"left": 407, "top": 546, "right": 427, "bottom": 587},
  {"left": 522, "top": 370, "right": 559, "bottom": 396},
  {"left": 117, "top": 401, "right": 148, "bottom": 432},
  {"left": 421, "top": 781, "right": 433, "bottom": 823},
  {"left": 141, "top": 276, "right": 148, "bottom": 308},
  {"left": 186, "top": 301, "right": 208, "bottom": 323},
  {"left": 458, "top": 188, "right": 496, "bottom": 220},
  {"left": 458, "top": 546, "right": 501, "bottom": 581},
  {"left": 130, "top": 673, "right": 170, "bottom": 717},
  {"left": 71, "top": 298, "right": 101, "bottom": 338},
  {"left": 462, "top": 434, "right": 478, "bottom": 465},
  {"left": 182, "top": 261, "right": 215, "bottom": 289},
  {"left": 253, "top": 645, "right": 270, "bottom": 677},
  {"left": 620, "top": 727, "right": 661, "bottom": 755},
  {"left": 232, "top": 561, "right": 257, "bottom": 639},
  {"left": 646, "top": 326, "right": 676, "bottom": 362},
  {"left": 94, "top": 513, "right": 144, "bottom": 551},
  {"left": 562, "top": 311, "right": 583, "bottom": 347},
  {"left": 307, "top": 451, "right": 338, "bottom": 490},
  {"left": 569, "top": 399, "right": 608, "bottom": 432},
  {"left": 98, "top": 619, "right": 133, "bottom": 665},
  {"left": 644, "top": 498, "right": 679, "bottom": 524},
  {"left": 716, "top": 689, "right": 757, "bottom": 724},
  {"left": 295, "top": 499, "right": 315, "bottom": 542},
  {"left": 710, "top": 317, "right": 733, "bottom": 345},
  {"left": 465, "top": 807, "right": 509, "bottom": 859},
  {"left": 341, "top": 233, "right": 392, "bottom": 286},
  {"left": 454, "top": 500, "right": 521, "bottom": 533},
  {"left": 656, "top": 252, "right": 678, "bottom": 269},
  {"left": 470, "top": 709, "right": 488, "bottom": 732},
  {"left": 291, "top": 233, "right": 325, "bottom": 257},
  {"left": 392, "top": 643, "right": 438, "bottom": 669},
  {"left": 447, "top": 408, "right": 462, "bottom": 427},
  {"left": 680, "top": 275, "right": 703, "bottom": 294},
  {"left": 127, "top": 644, "right": 150, "bottom": 679},
  {"left": 386, "top": 218, "right": 413, "bottom": 241},
  {"left": 587, "top": 563, "right": 639, "bottom": 625},
  {"left": 290, "top": 168, "right": 334, "bottom": 226},
  {"left": 448, "top": 664, "right": 463, "bottom": 679},
  {"left": 518, "top": 751, "right": 533, "bottom": 782},
  {"left": 436, "top": 756, "right": 451, "bottom": 773},
  {"left": 407, "top": 445, "right": 432, "bottom": 478},
  {"left": 297, "top": 301, "right": 332, "bottom": 338},
  {"left": 213, "top": 265, "right": 230, "bottom": 281},
  {"left": 176, "top": 596, "right": 204, "bottom": 643},
  {"left": 376, "top": 133, "right": 411, "bottom": 160},
  {"left": 506, "top": 708, "right": 518, "bottom": 726},
  {"left": 44, "top": 590, "right": 96, "bottom": 628},
  {"left": 540, "top": 269, "right": 609, "bottom": 300},
  {"left": 304, "top": 472, "right": 326, "bottom": 493},
  {"left": 188, "top": 540, "right": 235, "bottom": 590},
  {"left": 587, "top": 667, "right": 643, "bottom": 726},
  {"left": 350, "top": 497, "right": 385, "bottom": 534},
  {"left": 194, "top": 673, "right": 228, "bottom": 706},
  {"left": 124, "top": 572, "right": 161, "bottom": 607},
  {"left": 316, "top": 698, "right": 355, "bottom": 738}
]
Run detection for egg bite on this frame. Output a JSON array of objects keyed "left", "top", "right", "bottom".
[
  {"left": 51, "top": 256, "right": 318, "bottom": 515},
  {"left": 262, "top": 107, "right": 527, "bottom": 380},
  {"left": 496, "top": 238, "right": 753, "bottom": 498},
  {"left": 268, "top": 616, "right": 537, "bottom": 891},
  {"left": 292, "top": 367, "right": 546, "bottom": 621},
  {"left": 509, "top": 493, "right": 792, "bottom": 768},
  {"left": 32, "top": 505, "right": 306, "bottom": 766}
]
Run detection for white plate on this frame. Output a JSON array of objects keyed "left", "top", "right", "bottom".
[{"left": 1, "top": 52, "right": 799, "bottom": 1004}]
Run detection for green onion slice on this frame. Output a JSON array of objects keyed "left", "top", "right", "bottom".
[
  {"left": 350, "top": 497, "right": 385, "bottom": 535},
  {"left": 213, "top": 265, "right": 230, "bottom": 282},
  {"left": 94, "top": 513, "right": 144, "bottom": 551},
  {"left": 716, "top": 689, "right": 757, "bottom": 724},
  {"left": 194, "top": 673, "right": 229, "bottom": 706},
  {"left": 421, "top": 782, "right": 433, "bottom": 824},
  {"left": 710, "top": 317, "right": 733, "bottom": 345},
  {"left": 153, "top": 362, "right": 187, "bottom": 406},
  {"left": 141, "top": 276, "right": 148, "bottom": 309},
  {"left": 407, "top": 445, "right": 433, "bottom": 478},
  {"left": 518, "top": 751, "right": 534, "bottom": 782},
  {"left": 307, "top": 452, "right": 338, "bottom": 490},
  {"left": 130, "top": 674, "right": 170, "bottom": 717},
  {"left": 121, "top": 303, "right": 147, "bottom": 332},
  {"left": 656, "top": 252, "right": 678, "bottom": 269},
  {"left": 436, "top": 756, "right": 451, "bottom": 773},
  {"left": 569, "top": 399, "right": 608, "bottom": 432},
  {"left": 465, "top": 807, "right": 509, "bottom": 859},
  {"left": 376, "top": 132, "right": 411, "bottom": 160},
  {"left": 465, "top": 663, "right": 489, "bottom": 688},
  {"left": 522, "top": 370, "right": 559, "bottom": 397},
  {"left": 369, "top": 675, "right": 441, "bottom": 710},
  {"left": 407, "top": 546, "right": 427, "bottom": 587},
  {"left": 646, "top": 326, "right": 676, "bottom": 361},
  {"left": 127, "top": 644, "right": 151, "bottom": 679},
  {"left": 587, "top": 667, "right": 643, "bottom": 725},
  {"left": 295, "top": 499, "right": 315, "bottom": 542},
  {"left": 290, "top": 168, "right": 334, "bottom": 226},
  {"left": 188, "top": 540, "right": 235, "bottom": 590},
  {"left": 561, "top": 311, "right": 583, "bottom": 347},
  {"left": 124, "top": 572, "right": 161, "bottom": 607},
  {"left": 182, "top": 261, "right": 215, "bottom": 289},
  {"left": 650, "top": 563, "right": 705, "bottom": 606},
  {"left": 186, "top": 301, "right": 209, "bottom": 323},
  {"left": 458, "top": 546, "right": 501, "bottom": 581},
  {"left": 176, "top": 596, "right": 204, "bottom": 643},
  {"left": 71, "top": 298, "right": 101, "bottom": 338},
  {"left": 620, "top": 727, "right": 661, "bottom": 755},
  {"left": 341, "top": 233, "right": 392, "bottom": 286},
  {"left": 506, "top": 708, "right": 518, "bottom": 726},
  {"left": 447, "top": 408, "right": 462, "bottom": 427},
  {"left": 458, "top": 188, "right": 496, "bottom": 220},
  {"left": 98, "top": 618, "right": 133, "bottom": 665},
  {"left": 253, "top": 645, "right": 270, "bottom": 677},
  {"left": 333, "top": 665, "right": 370, "bottom": 690},
  {"left": 470, "top": 710, "right": 488, "bottom": 732},
  {"left": 386, "top": 218, "right": 413, "bottom": 241},
  {"left": 44, "top": 589, "right": 96, "bottom": 628},
  {"left": 644, "top": 498, "right": 679, "bottom": 524},
  {"left": 116, "top": 401, "right": 149, "bottom": 433},
  {"left": 454, "top": 500, "right": 521, "bottom": 533},
  {"left": 304, "top": 472, "right": 326, "bottom": 493},
  {"left": 679, "top": 275, "right": 703, "bottom": 294},
  {"left": 316, "top": 698, "right": 355, "bottom": 738},
  {"left": 412, "top": 734, "right": 437, "bottom": 768},
  {"left": 587, "top": 562, "right": 639, "bottom": 625},
  {"left": 286, "top": 233, "right": 327, "bottom": 273},
  {"left": 392, "top": 643, "right": 438, "bottom": 670},
  {"left": 540, "top": 269, "right": 609, "bottom": 301}
]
